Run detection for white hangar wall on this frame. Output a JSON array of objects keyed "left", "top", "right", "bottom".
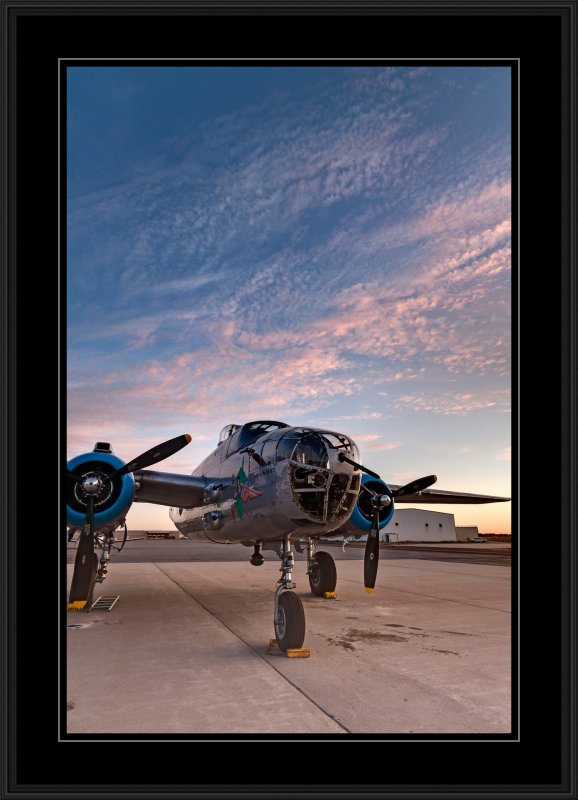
[{"left": 382, "top": 509, "right": 456, "bottom": 542}]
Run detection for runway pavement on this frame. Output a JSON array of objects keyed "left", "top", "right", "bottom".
[{"left": 66, "top": 540, "right": 512, "bottom": 736}]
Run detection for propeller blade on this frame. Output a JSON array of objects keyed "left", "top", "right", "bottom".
[
  {"left": 86, "top": 494, "right": 95, "bottom": 537},
  {"left": 68, "top": 495, "right": 98, "bottom": 607},
  {"left": 337, "top": 453, "right": 381, "bottom": 480},
  {"left": 107, "top": 434, "right": 192, "bottom": 481},
  {"left": 392, "top": 474, "right": 437, "bottom": 499},
  {"left": 364, "top": 507, "right": 381, "bottom": 593}
]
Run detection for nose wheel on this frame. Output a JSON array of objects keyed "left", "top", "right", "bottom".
[
  {"left": 273, "top": 535, "right": 306, "bottom": 651},
  {"left": 274, "top": 590, "right": 305, "bottom": 651}
]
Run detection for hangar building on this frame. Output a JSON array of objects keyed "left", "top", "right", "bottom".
[
  {"left": 381, "top": 509, "right": 456, "bottom": 542},
  {"left": 346, "top": 508, "right": 457, "bottom": 542}
]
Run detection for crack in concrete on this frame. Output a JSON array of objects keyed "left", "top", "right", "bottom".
[{"left": 153, "top": 564, "right": 351, "bottom": 734}]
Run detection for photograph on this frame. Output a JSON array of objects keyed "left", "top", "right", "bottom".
[{"left": 65, "top": 62, "right": 513, "bottom": 737}]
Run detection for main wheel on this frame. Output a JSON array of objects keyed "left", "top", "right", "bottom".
[
  {"left": 274, "top": 591, "right": 306, "bottom": 651},
  {"left": 308, "top": 550, "right": 337, "bottom": 596}
]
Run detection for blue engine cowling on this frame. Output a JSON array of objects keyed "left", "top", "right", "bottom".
[
  {"left": 347, "top": 473, "right": 395, "bottom": 532},
  {"left": 67, "top": 452, "right": 135, "bottom": 528}
]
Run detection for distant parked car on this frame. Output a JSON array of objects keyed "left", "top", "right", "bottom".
[{"left": 468, "top": 536, "right": 488, "bottom": 543}]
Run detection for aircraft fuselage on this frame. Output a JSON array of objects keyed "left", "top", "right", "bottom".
[{"left": 169, "top": 423, "right": 361, "bottom": 544}]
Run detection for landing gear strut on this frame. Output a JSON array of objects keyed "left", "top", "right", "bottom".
[{"left": 273, "top": 535, "right": 305, "bottom": 651}]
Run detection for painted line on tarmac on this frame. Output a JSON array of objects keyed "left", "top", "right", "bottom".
[{"left": 153, "top": 563, "right": 351, "bottom": 734}]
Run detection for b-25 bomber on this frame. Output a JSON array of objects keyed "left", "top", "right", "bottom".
[{"left": 67, "top": 420, "right": 508, "bottom": 651}]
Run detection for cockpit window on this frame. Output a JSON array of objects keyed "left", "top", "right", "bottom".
[
  {"left": 218, "top": 424, "right": 241, "bottom": 444},
  {"left": 238, "top": 421, "right": 288, "bottom": 450},
  {"left": 226, "top": 420, "right": 289, "bottom": 458},
  {"left": 224, "top": 429, "right": 243, "bottom": 458},
  {"left": 260, "top": 429, "right": 288, "bottom": 465}
]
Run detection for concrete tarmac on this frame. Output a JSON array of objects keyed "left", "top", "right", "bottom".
[
  {"left": 67, "top": 537, "right": 511, "bottom": 566},
  {"left": 66, "top": 546, "right": 511, "bottom": 735}
]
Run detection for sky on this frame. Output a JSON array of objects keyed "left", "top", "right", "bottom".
[{"left": 67, "top": 65, "right": 512, "bottom": 533}]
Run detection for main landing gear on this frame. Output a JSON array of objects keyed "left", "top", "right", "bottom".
[
  {"left": 69, "top": 525, "right": 128, "bottom": 609},
  {"left": 307, "top": 540, "right": 337, "bottom": 596},
  {"left": 273, "top": 535, "right": 306, "bottom": 651}
]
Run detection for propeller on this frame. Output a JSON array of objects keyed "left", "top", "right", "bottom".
[
  {"left": 68, "top": 490, "right": 98, "bottom": 605},
  {"left": 361, "top": 484, "right": 392, "bottom": 593},
  {"left": 392, "top": 474, "right": 437, "bottom": 498},
  {"left": 337, "top": 452, "right": 380, "bottom": 479},
  {"left": 68, "top": 434, "right": 192, "bottom": 487},
  {"left": 67, "top": 434, "right": 192, "bottom": 607},
  {"left": 357, "top": 473, "right": 438, "bottom": 593},
  {"left": 106, "top": 434, "right": 192, "bottom": 481}
]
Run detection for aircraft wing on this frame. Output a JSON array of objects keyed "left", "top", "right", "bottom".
[{"left": 388, "top": 486, "right": 510, "bottom": 504}]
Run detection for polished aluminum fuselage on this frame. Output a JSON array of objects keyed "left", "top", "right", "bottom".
[{"left": 168, "top": 425, "right": 360, "bottom": 544}]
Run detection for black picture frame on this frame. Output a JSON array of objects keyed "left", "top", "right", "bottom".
[{"left": 2, "top": 1, "right": 575, "bottom": 797}]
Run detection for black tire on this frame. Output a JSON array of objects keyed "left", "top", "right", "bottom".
[
  {"left": 308, "top": 550, "right": 337, "bottom": 596},
  {"left": 274, "top": 591, "right": 306, "bottom": 651}
]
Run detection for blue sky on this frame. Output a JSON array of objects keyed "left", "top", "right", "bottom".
[{"left": 67, "top": 65, "right": 511, "bottom": 532}]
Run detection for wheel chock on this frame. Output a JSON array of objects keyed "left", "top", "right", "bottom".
[
  {"left": 286, "top": 648, "right": 311, "bottom": 658},
  {"left": 266, "top": 639, "right": 310, "bottom": 657},
  {"left": 67, "top": 600, "right": 88, "bottom": 611},
  {"left": 324, "top": 591, "right": 337, "bottom": 599}
]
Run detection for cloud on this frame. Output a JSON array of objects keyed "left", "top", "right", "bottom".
[
  {"left": 363, "top": 440, "right": 400, "bottom": 452},
  {"left": 394, "top": 391, "right": 510, "bottom": 416},
  {"left": 496, "top": 447, "right": 511, "bottom": 461},
  {"left": 68, "top": 67, "right": 512, "bottom": 460}
]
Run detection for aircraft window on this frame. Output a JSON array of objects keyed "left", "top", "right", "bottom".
[
  {"left": 223, "top": 422, "right": 287, "bottom": 459},
  {"left": 260, "top": 431, "right": 286, "bottom": 465},
  {"left": 293, "top": 432, "right": 329, "bottom": 468},
  {"left": 237, "top": 422, "right": 285, "bottom": 452},
  {"left": 321, "top": 432, "right": 359, "bottom": 461},
  {"left": 275, "top": 430, "right": 306, "bottom": 462},
  {"left": 225, "top": 429, "right": 243, "bottom": 458},
  {"left": 218, "top": 424, "right": 241, "bottom": 444},
  {"left": 246, "top": 441, "right": 265, "bottom": 472}
]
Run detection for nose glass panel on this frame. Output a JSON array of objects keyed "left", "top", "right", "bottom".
[{"left": 292, "top": 432, "right": 329, "bottom": 468}]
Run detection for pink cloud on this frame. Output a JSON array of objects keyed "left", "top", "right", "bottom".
[{"left": 395, "top": 391, "right": 510, "bottom": 416}]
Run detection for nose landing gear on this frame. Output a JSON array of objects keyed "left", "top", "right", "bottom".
[{"left": 273, "top": 535, "right": 305, "bottom": 651}]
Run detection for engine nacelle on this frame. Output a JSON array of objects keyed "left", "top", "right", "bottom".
[
  {"left": 67, "top": 451, "right": 135, "bottom": 529},
  {"left": 341, "top": 473, "right": 395, "bottom": 535}
]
